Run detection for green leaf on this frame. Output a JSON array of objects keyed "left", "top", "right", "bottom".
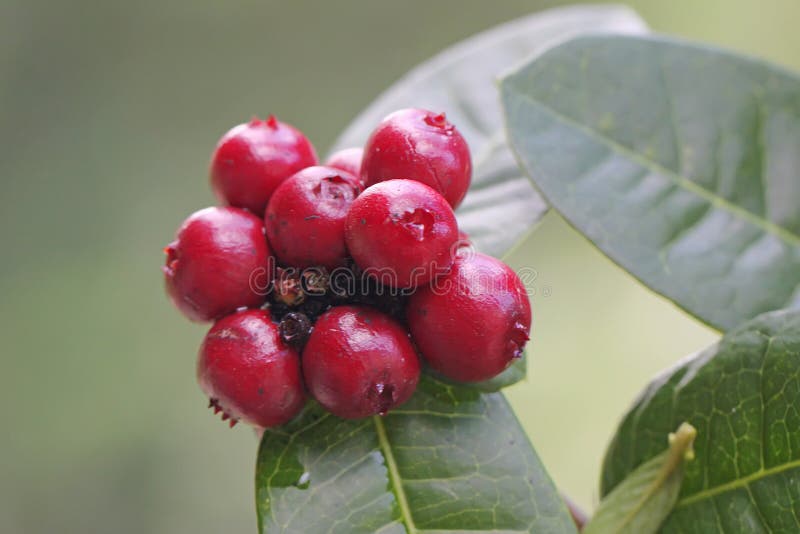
[
  {"left": 424, "top": 350, "right": 526, "bottom": 394},
  {"left": 600, "top": 309, "right": 800, "bottom": 532},
  {"left": 331, "top": 5, "right": 647, "bottom": 260},
  {"left": 254, "top": 11, "right": 650, "bottom": 532},
  {"left": 256, "top": 375, "right": 577, "bottom": 534},
  {"left": 584, "top": 423, "right": 696, "bottom": 534},
  {"left": 501, "top": 35, "right": 800, "bottom": 331},
  {"left": 469, "top": 356, "right": 527, "bottom": 393}
]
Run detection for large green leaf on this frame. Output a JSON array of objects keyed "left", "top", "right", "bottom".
[
  {"left": 331, "top": 5, "right": 647, "bottom": 259},
  {"left": 254, "top": 11, "right": 650, "bottom": 532},
  {"left": 502, "top": 35, "right": 800, "bottom": 331},
  {"left": 256, "top": 375, "right": 577, "bottom": 533},
  {"left": 600, "top": 309, "right": 800, "bottom": 532}
]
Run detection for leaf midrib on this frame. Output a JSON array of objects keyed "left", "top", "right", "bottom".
[
  {"left": 373, "top": 415, "right": 418, "bottom": 534},
  {"left": 614, "top": 451, "right": 675, "bottom": 531},
  {"left": 504, "top": 82, "right": 800, "bottom": 248},
  {"left": 675, "top": 456, "right": 800, "bottom": 508}
]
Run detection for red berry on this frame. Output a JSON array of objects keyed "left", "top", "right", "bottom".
[
  {"left": 407, "top": 252, "right": 531, "bottom": 382},
  {"left": 163, "top": 206, "right": 271, "bottom": 322},
  {"left": 325, "top": 147, "right": 364, "bottom": 184},
  {"left": 302, "top": 306, "right": 420, "bottom": 419},
  {"left": 265, "top": 166, "right": 361, "bottom": 269},
  {"left": 210, "top": 115, "right": 318, "bottom": 215},
  {"left": 344, "top": 179, "right": 458, "bottom": 289},
  {"left": 361, "top": 108, "right": 471, "bottom": 208},
  {"left": 456, "top": 230, "right": 473, "bottom": 250},
  {"left": 198, "top": 309, "right": 305, "bottom": 428}
]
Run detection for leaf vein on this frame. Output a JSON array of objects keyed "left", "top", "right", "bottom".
[
  {"left": 505, "top": 85, "right": 800, "bottom": 247},
  {"left": 374, "top": 415, "right": 417, "bottom": 534},
  {"left": 676, "top": 458, "right": 800, "bottom": 508}
]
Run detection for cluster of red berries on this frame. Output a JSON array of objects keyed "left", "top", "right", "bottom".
[{"left": 163, "top": 108, "right": 532, "bottom": 429}]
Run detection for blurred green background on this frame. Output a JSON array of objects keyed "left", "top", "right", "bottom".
[{"left": 2, "top": 0, "right": 798, "bottom": 532}]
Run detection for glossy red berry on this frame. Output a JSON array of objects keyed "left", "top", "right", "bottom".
[
  {"left": 344, "top": 179, "right": 458, "bottom": 289},
  {"left": 198, "top": 309, "right": 305, "bottom": 428},
  {"left": 407, "top": 252, "right": 531, "bottom": 382},
  {"left": 210, "top": 116, "right": 318, "bottom": 215},
  {"left": 456, "top": 230, "right": 473, "bottom": 250},
  {"left": 265, "top": 166, "right": 361, "bottom": 269},
  {"left": 325, "top": 147, "right": 363, "bottom": 184},
  {"left": 163, "top": 206, "right": 271, "bottom": 322},
  {"left": 361, "top": 108, "right": 471, "bottom": 208},
  {"left": 302, "top": 306, "right": 420, "bottom": 419}
]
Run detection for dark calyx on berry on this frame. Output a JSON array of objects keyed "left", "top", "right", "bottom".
[
  {"left": 268, "top": 266, "right": 331, "bottom": 324},
  {"left": 301, "top": 267, "right": 330, "bottom": 295},
  {"left": 345, "top": 265, "right": 409, "bottom": 321},
  {"left": 278, "top": 312, "right": 312, "bottom": 350},
  {"left": 273, "top": 267, "right": 306, "bottom": 307},
  {"left": 266, "top": 259, "right": 408, "bottom": 325}
]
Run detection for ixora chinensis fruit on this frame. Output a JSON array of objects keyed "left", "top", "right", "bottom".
[
  {"left": 361, "top": 108, "right": 472, "bottom": 208},
  {"left": 344, "top": 179, "right": 459, "bottom": 289},
  {"left": 265, "top": 166, "right": 361, "bottom": 269},
  {"left": 407, "top": 251, "right": 532, "bottom": 382},
  {"left": 210, "top": 115, "right": 318, "bottom": 215},
  {"left": 324, "top": 147, "right": 364, "bottom": 184},
  {"left": 163, "top": 108, "right": 532, "bottom": 430},
  {"left": 197, "top": 309, "right": 306, "bottom": 428},
  {"left": 163, "top": 206, "right": 271, "bottom": 322},
  {"left": 301, "top": 306, "right": 421, "bottom": 419}
]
